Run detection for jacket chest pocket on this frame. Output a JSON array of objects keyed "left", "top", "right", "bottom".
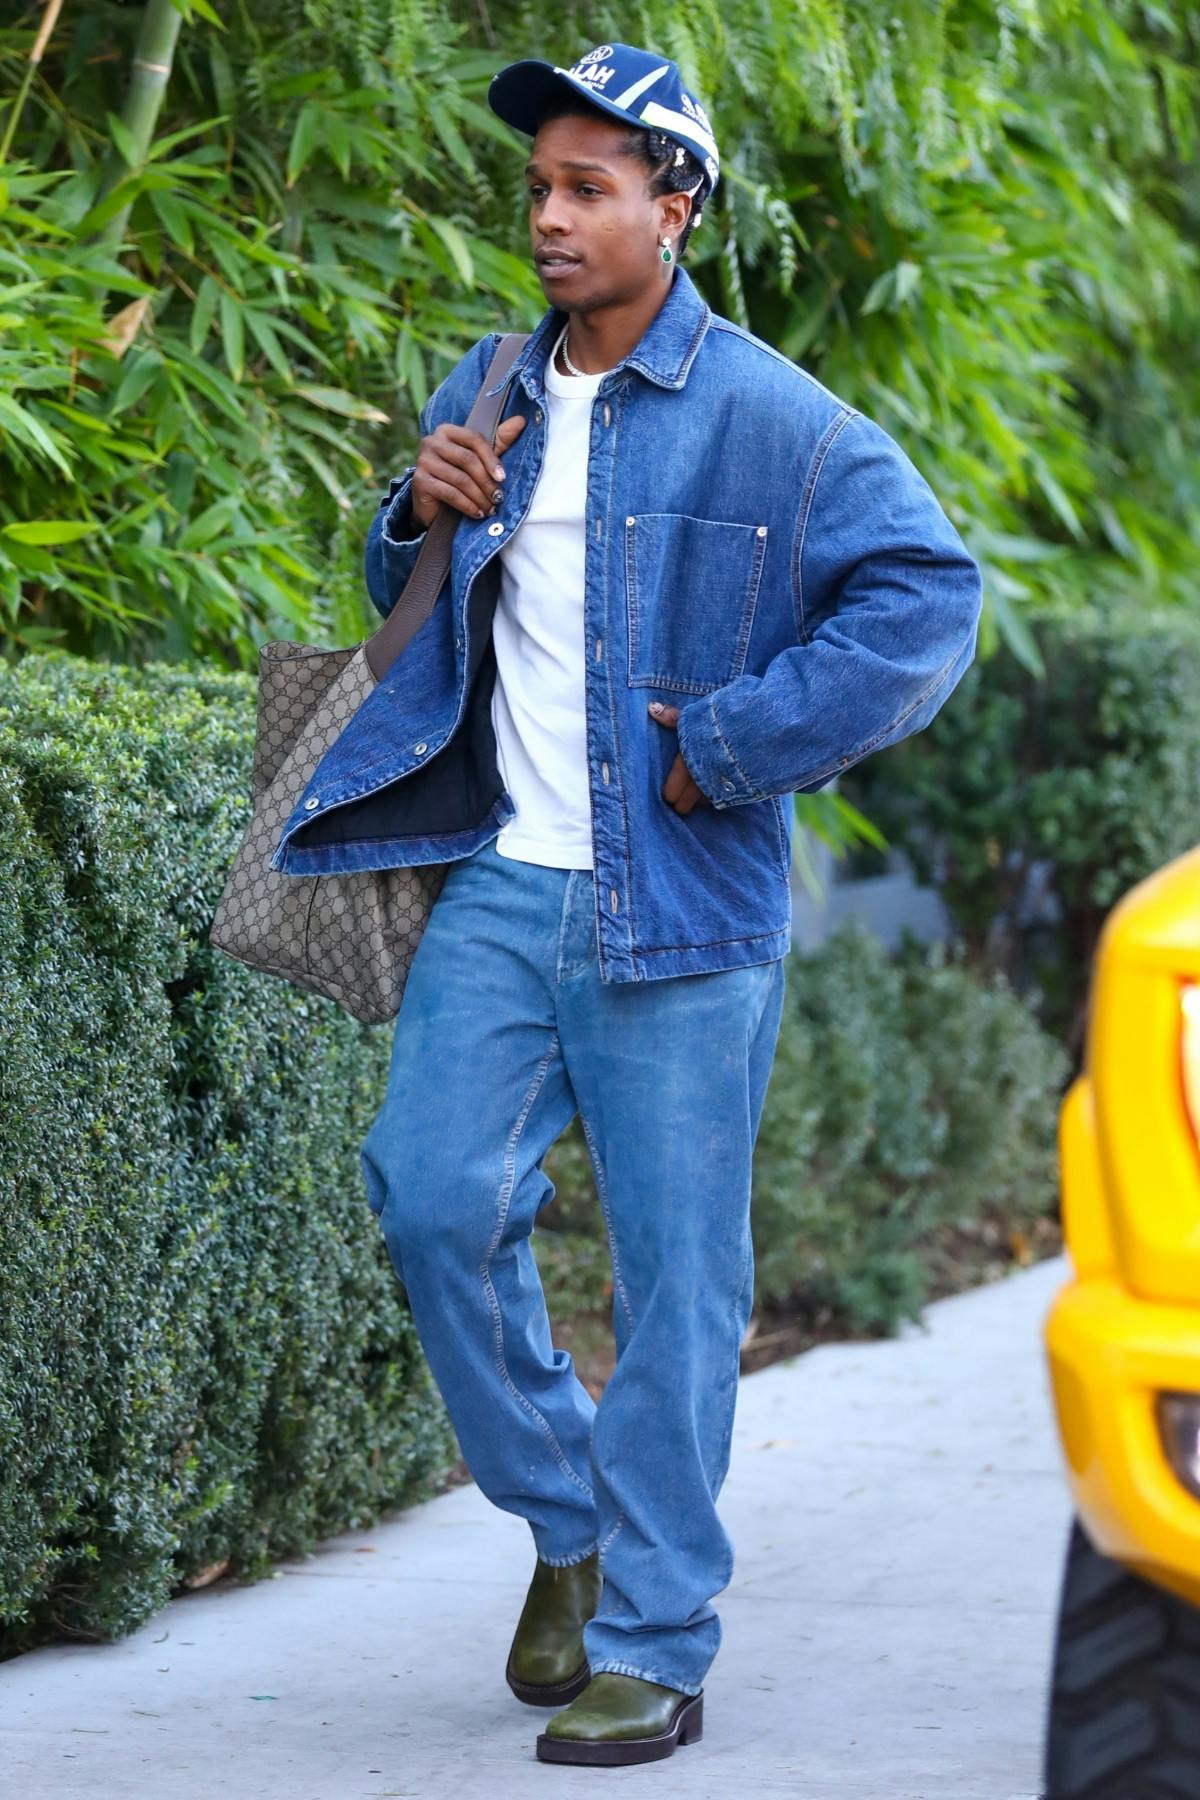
[{"left": 624, "top": 513, "right": 769, "bottom": 695}]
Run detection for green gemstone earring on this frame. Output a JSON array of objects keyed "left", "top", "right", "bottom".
[{"left": 660, "top": 237, "right": 674, "bottom": 265}]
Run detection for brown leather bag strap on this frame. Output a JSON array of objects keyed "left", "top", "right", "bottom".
[{"left": 364, "top": 331, "right": 531, "bottom": 680}]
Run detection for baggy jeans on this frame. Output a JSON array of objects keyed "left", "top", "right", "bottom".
[{"left": 360, "top": 835, "right": 787, "bottom": 1697}]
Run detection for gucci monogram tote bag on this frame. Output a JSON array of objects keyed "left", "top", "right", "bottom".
[{"left": 208, "top": 332, "right": 529, "bottom": 1024}]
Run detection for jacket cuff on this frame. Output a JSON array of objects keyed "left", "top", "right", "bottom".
[
  {"left": 675, "top": 692, "right": 761, "bottom": 809},
  {"left": 381, "top": 466, "right": 426, "bottom": 547}
]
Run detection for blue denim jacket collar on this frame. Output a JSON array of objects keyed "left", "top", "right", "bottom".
[{"left": 486, "top": 263, "right": 713, "bottom": 405}]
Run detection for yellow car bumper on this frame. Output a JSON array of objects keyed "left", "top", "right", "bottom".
[{"left": 1046, "top": 1274, "right": 1200, "bottom": 1609}]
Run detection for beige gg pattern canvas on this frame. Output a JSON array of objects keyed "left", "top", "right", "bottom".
[{"left": 209, "top": 637, "right": 449, "bottom": 1024}]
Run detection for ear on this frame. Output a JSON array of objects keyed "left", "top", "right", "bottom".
[{"left": 657, "top": 190, "right": 693, "bottom": 238}]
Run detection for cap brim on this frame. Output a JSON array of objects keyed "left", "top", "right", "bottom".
[{"left": 487, "top": 60, "right": 653, "bottom": 139}]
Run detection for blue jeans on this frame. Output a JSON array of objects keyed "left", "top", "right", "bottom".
[{"left": 360, "top": 835, "right": 787, "bottom": 1696}]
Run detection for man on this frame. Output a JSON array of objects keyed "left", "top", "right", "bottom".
[{"left": 273, "top": 41, "right": 982, "bottom": 1769}]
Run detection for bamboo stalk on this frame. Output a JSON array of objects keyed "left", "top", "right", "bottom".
[
  {"left": 94, "top": 0, "right": 184, "bottom": 246},
  {"left": 0, "top": 0, "right": 66, "bottom": 163}
]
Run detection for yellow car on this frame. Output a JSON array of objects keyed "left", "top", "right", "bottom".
[{"left": 1043, "top": 843, "right": 1200, "bottom": 1799}]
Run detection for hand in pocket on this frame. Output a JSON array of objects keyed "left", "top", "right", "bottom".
[{"left": 648, "top": 702, "right": 713, "bottom": 816}]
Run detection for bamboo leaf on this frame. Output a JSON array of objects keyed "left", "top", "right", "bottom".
[
  {"left": 176, "top": 0, "right": 225, "bottom": 27},
  {"left": 894, "top": 260, "right": 922, "bottom": 304},
  {"left": 111, "top": 350, "right": 164, "bottom": 415},
  {"left": 76, "top": 176, "right": 147, "bottom": 237},
  {"left": 178, "top": 494, "right": 241, "bottom": 551},
  {"left": 428, "top": 215, "right": 474, "bottom": 288},
  {"left": 146, "top": 115, "right": 232, "bottom": 161},
  {"left": 288, "top": 103, "right": 324, "bottom": 188},
  {"left": 0, "top": 393, "right": 72, "bottom": 472},
  {"left": 1033, "top": 463, "right": 1085, "bottom": 541},
  {"left": 106, "top": 113, "right": 142, "bottom": 171},
  {"left": 982, "top": 580, "right": 1044, "bottom": 675},
  {"left": 149, "top": 187, "right": 193, "bottom": 252},
  {"left": 219, "top": 292, "right": 244, "bottom": 382},
  {"left": 2, "top": 519, "right": 99, "bottom": 545},
  {"left": 294, "top": 384, "right": 389, "bottom": 423},
  {"left": 190, "top": 274, "right": 219, "bottom": 353},
  {"left": 428, "top": 99, "right": 476, "bottom": 179},
  {"left": 244, "top": 310, "right": 292, "bottom": 382},
  {"left": 293, "top": 439, "right": 352, "bottom": 511}
]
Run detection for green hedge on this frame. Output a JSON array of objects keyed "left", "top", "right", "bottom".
[
  {"left": 842, "top": 606, "right": 1200, "bottom": 1045},
  {"left": 0, "top": 654, "right": 454, "bottom": 1659},
  {"left": 537, "top": 923, "right": 1068, "bottom": 1338},
  {"left": 0, "top": 653, "right": 1069, "bottom": 1659}
]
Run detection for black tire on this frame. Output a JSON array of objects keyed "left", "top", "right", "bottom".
[{"left": 1043, "top": 1516, "right": 1200, "bottom": 1799}]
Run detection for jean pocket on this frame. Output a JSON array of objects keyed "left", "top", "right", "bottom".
[{"left": 624, "top": 512, "right": 769, "bottom": 694}]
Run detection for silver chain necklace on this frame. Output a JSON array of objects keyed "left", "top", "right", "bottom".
[{"left": 553, "top": 317, "right": 588, "bottom": 378}]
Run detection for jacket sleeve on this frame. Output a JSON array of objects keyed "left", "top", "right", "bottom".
[
  {"left": 673, "top": 410, "right": 983, "bottom": 807},
  {"left": 364, "top": 334, "right": 500, "bottom": 621},
  {"left": 364, "top": 387, "right": 440, "bottom": 622},
  {"left": 364, "top": 457, "right": 426, "bottom": 621}
]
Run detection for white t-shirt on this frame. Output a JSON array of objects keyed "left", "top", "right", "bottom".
[{"left": 489, "top": 335, "right": 611, "bottom": 869}]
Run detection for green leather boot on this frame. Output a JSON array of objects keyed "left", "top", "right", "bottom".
[
  {"left": 505, "top": 1550, "right": 602, "bottom": 1706},
  {"left": 536, "top": 1671, "right": 704, "bottom": 1765}
]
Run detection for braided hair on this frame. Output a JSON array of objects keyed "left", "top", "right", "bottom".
[{"left": 536, "top": 92, "right": 710, "bottom": 257}]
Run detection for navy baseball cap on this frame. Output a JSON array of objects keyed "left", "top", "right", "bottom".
[{"left": 487, "top": 43, "right": 720, "bottom": 197}]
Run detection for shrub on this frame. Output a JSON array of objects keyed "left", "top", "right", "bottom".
[
  {"left": 748, "top": 927, "right": 1068, "bottom": 1331},
  {"left": 0, "top": 651, "right": 1070, "bottom": 1657},
  {"left": 0, "top": 653, "right": 454, "bottom": 1658},
  {"left": 842, "top": 606, "right": 1200, "bottom": 1048},
  {"left": 538, "top": 923, "right": 1068, "bottom": 1338}
]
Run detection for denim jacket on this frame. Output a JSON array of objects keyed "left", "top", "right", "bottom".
[{"left": 270, "top": 264, "right": 982, "bottom": 985}]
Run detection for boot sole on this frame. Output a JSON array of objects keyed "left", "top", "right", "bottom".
[
  {"left": 535, "top": 1691, "right": 703, "bottom": 1765},
  {"left": 506, "top": 1652, "right": 592, "bottom": 1708}
]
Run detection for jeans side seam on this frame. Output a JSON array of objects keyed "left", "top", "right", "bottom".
[
  {"left": 481, "top": 1029, "right": 594, "bottom": 1502},
  {"left": 577, "top": 1112, "right": 636, "bottom": 1341},
  {"left": 598, "top": 1507, "right": 627, "bottom": 1555},
  {"left": 709, "top": 1231, "right": 754, "bottom": 1496}
]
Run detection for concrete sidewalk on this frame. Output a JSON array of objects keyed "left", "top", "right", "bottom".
[{"left": 5, "top": 1257, "right": 1071, "bottom": 1800}]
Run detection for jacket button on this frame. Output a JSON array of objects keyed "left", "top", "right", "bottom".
[
  {"left": 757, "top": 525, "right": 768, "bottom": 537},
  {"left": 601, "top": 762, "right": 610, "bottom": 784},
  {"left": 610, "top": 888, "right": 619, "bottom": 913},
  {"left": 534, "top": 408, "right": 543, "bottom": 423},
  {"left": 414, "top": 742, "right": 428, "bottom": 754},
  {"left": 722, "top": 778, "right": 735, "bottom": 791},
  {"left": 304, "top": 797, "right": 319, "bottom": 810},
  {"left": 626, "top": 515, "right": 635, "bottom": 527},
  {"left": 603, "top": 403, "right": 612, "bottom": 427},
  {"left": 487, "top": 520, "right": 505, "bottom": 536}
]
